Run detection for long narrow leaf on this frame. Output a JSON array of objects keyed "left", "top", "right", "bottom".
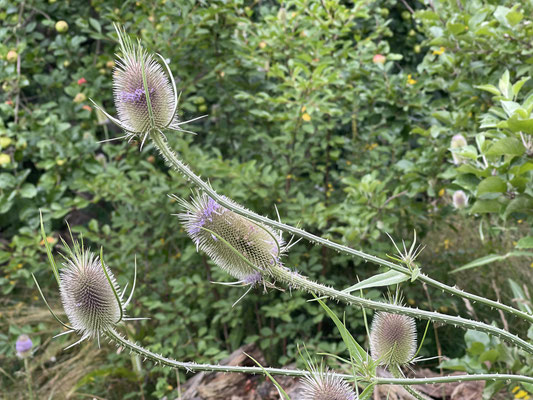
[
  {"left": 343, "top": 270, "right": 409, "bottom": 293},
  {"left": 508, "top": 279, "right": 532, "bottom": 314},
  {"left": 452, "top": 252, "right": 533, "bottom": 273},
  {"left": 40, "top": 211, "right": 60, "bottom": 286},
  {"left": 245, "top": 353, "right": 291, "bottom": 400},
  {"left": 314, "top": 295, "right": 368, "bottom": 365}
]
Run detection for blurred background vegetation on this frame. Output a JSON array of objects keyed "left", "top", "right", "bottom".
[{"left": 0, "top": 0, "right": 532, "bottom": 398}]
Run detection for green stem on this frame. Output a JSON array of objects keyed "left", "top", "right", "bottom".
[
  {"left": 193, "top": 215, "right": 532, "bottom": 352},
  {"left": 269, "top": 265, "right": 533, "bottom": 353},
  {"left": 150, "top": 131, "right": 533, "bottom": 346},
  {"left": 104, "top": 328, "right": 533, "bottom": 385},
  {"left": 24, "top": 358, "right": 34, "bottom": 400},
  {"left": 150, "top": 131, "right": 532, "bottom": 324}
]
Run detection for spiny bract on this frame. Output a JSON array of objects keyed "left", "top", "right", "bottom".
[
  {"left": 177, "top": 193, "right": 285, "bottom": 282},
  {"left": 300, "top": 366, "right": 357, "bottom": 400},
  {"left": 60, "top": 247, "right": 122, "bottom": 339},
  {"left": 370, "top": 312, "right": 417, "bottom": 366}
]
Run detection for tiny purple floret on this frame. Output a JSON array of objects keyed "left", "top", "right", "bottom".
[
  {"left": 243, "top": 272, "right": 263, "bottom": 285},
  {"left": 118, "top": 87, "right": 155, "bottom": 104},
  {"left": 188, "top": 197, "right": 223, "bottom": 236}
]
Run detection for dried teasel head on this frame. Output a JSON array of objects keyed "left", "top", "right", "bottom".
[
  {"left": 370, "top": 312, "right": 417, "bottom": 366},
  {"left": 59, "top": 244, "right": 123, "bottom": 341},
  {"left": 112, "top": 25, "right": 177, "bottom": 136},
  {"left": 175, "top": 193, "right": 285, "bottom": 283},
  {"left": 91, "top": 24, "right": 202, "bottom": 148},
  {"left": 33, "top": 216, "right": 141, "bottom": 350},
  {"left": 450, "top": 134, "right": 468, "bottom": 165},
  {"left": 452, "top": 190, "right": 468, "bottom": 209},
  {"left": 300, "top": 363, "right": 357, "bottom": 400}
]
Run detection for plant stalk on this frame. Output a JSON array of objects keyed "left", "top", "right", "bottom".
[
  {"left": 24, "top": 358, "right": 34, "bottom": 400},
  {"left": 104, "top": 328, "right": 533, "bottom": 385},
  {"left": 151, "top": 131, "right": 533, "bottom": 325}
]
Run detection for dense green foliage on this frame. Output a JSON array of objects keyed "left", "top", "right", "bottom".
[{"left": 1, "top": 0, "right": 532, "bottom": 398}]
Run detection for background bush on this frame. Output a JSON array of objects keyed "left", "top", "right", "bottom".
[{"left": 1, "top": 0, "right": 531, "bottom": 398}]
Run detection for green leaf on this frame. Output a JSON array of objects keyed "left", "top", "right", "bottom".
[
  {"left": 485, "top": 137, "right": 525, "bottom": 157},
  {"left": 245, "top": 353, "right": 291, "bottom": 400},
  {"left": 456, "top": 164, "right": 490, "bottom": 178},
  {"left": 342, "top": 270, "right": 409, "bottom": 293},
  {"left": 508, "top": 279, "right": 532, "bottom": 314},
  {"left": 470, "top": 199, "right": 501, "bottom": 214},
  {"left": 479, "top": 349, "right": 499, "bottom": 363},
  {"left": 476, "top": 177, "right": 506, "bottom": 195},
  {"left": 447, "top": 22, "right": 466, "bottom": 35},
  {"left": 89, "top": 18, "right": 102, "bottom": 33},
  {"left": 507, "top": 115, "right": 533, "bottom": 134},
  {"left": 0, "top": 173, "right": 16, "bottom": 189},
  {"left": 315, "top": 296, "right": 368, "bottom": 364},
  {"left": 512, "top": 77, "right": 530, "bottom": 97},
  {"left": 504, "top": 195, "right": 533, "bottom": 217},
  {"left": 506, "top": 10, "right": 523, "bottom": 26},
  {"left": 500, "top": 100, "right": 520, "bottom": 117},
  {"left": 452, "top": 251, "right": 533, "bottom": 273},
  {"left": 465, "top": 329, "right": 490, "bottom": 347},
  {"left": 451, "top": 254, "right": 504, "bottom": 273},
  {"left": 516, "top": 236, "right": 533, "bottom": 249},
  {"left": 474, "top": 84, "right": 500, "bottom": 96},
  {"left": 498, "top": 70, "right": 510, "bottom": 99},
  {"left": 19, "top": 183, "right": 37, "bottom": 199},
  {"left": 439, "top": 358, "right": 467, "bottom": 371},
  {"left": 359, "top": 383, "right": 376, "bottom": 400}
]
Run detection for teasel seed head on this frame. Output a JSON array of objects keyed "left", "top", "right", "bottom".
[
  {"left": 370, "top": 312, "right": 417, "bottom": 366},
  {"left": 300, "top": 364, "right": 357, "bottom": 400},
  {"left": 176, "top": 193, "right": 285, "bottom": 282},
  {"left": 452, "top": 190, "right": 468, "bottom": 209},
  {"left": 59, "top": 245, "right": 123, "bottom": 339},
  {"left": 450, "top": 134, "right": 468, "bottom": 165},
  {"left": 112, "top": 25, "right": 177, "bottom": 136}
]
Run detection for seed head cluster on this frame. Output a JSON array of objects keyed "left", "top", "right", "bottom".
[
  {"left": 370, "top": 312, "right": 417, "bottom": 366},
  {"left": 452, "top": 190, "right": 468, "bottom": 209},
  {"left": 300, "top": 366, "right": 357, "bottom": 400},
  {"left": 450, "top": 134, "right": 468, "bottom": 165},
  {"left": 113, "top": 26, "right": 177, "bottom": 135},
  {"left": 177, "top": 193, "right": 284, "bottom": 281},
  {"left": 60, "top": 249, "right": 122, "bottom": 339}
]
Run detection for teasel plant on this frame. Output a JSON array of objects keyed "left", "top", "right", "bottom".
[
  {"left": 34, "top": 23, "right": 531, "bottom": 396},
  {"left": 172, "top": 192, "right": 533, "bottom": 354},
  {"left": 91, "top": 25, "right": 533, "bottom": 332},
  {"left": 35, "top": 212, "right": 533, "bottom": 397}
]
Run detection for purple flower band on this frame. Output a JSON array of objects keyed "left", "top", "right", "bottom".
[{"left": 118, "top": 87, "right": 155, "bottom": 104}]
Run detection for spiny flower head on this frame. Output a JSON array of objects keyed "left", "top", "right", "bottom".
[
  {"left": 300, "top": 364, "right": 357, "bottom": 400},
  {"left": 370, "top": 312, "right": 417, "bottom": 366},
  {"left": 59, "top": 243, "right": 123, "bottom": 339},
  {"left": 452, "top": 190, "right": 468, "bottom": 209},
  {"left": 176, "top": 193, "right": 285, "bottom": 282},
  {"left": 112, "top": 24, "right": 177, "bottom": 136},
  {"left": 450, "top": 134, "right": 468, "bottom": 165}
]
